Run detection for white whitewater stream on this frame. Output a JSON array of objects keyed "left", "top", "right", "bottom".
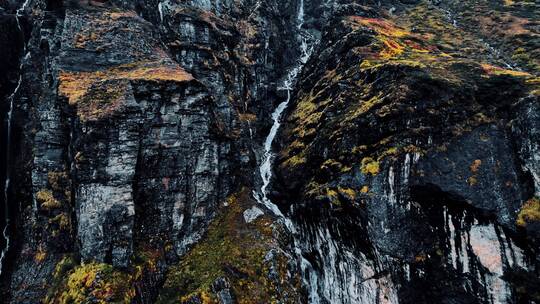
[
  {"left": 252, "top": 0, "right": 335, "bottom": 303},
  {"left": 1, "top": 0, "right": 31, "bottom": 276},
  {"left": 253, "top": 0, "right": 313, "bottom": 222},
  {"left": 251, "top": 0, "right": 320, "bottom": 300}
]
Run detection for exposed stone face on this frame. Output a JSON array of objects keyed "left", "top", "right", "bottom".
[
  {"left": 513, "top": 96, "right": 540, "bottom": 195},
  {"left": 413, "top": 125, "right": 527, "bottom": 229},
  {"left": 0, "top": 14, "right": 23, "bottom": 102}
]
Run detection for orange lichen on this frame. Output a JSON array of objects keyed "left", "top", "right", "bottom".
[
  {"left": 415, "top": 253, "right": 427, "bottom": 263},
  {"left": 348, "top": 16, "right": 412, "bottom": 60},
  {"left": 349, "top": 17, "right": 409, "bottom": 38},
  {"left": 481, "top": 64, "right": 531, "bottom": 77},
  {"left": 238, "top": 113, "right": 257, "bottom": 122},
  {"left": 74, "top": 32, "right": 99, "bottom": 48},
  {"left": 470, "top": 159, "right": 482, "bottom": 173},
  {"left": 109, "top": 11, "right": 138, "bottom": 20}
]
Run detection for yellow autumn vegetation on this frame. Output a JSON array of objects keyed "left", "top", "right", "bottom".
[{"left": 59, "top": 60, "right": 194, "bottom": 105}]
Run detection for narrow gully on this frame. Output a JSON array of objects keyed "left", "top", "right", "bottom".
[{"left": 253, "top": 0, "right": 315, "bottom": 221}]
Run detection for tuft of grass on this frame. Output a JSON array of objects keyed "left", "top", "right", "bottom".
[
  {"left": 37, "top": 190, "right": 62, "bottom": 210},
  {"left": 361, "top": 157, "right": 380, "bottom": 175},
  {"left": 517, "top": 197, "right": 540, "bottom": 227}
]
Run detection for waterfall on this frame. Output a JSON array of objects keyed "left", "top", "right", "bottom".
[
  {"left": 253, "top": 0, "right": 314, "bottom": 221},
  {"left": 158, "top": 2, "right": 164, "bottom": 23},
  {"left": 251, "top": 1, "right": 376, "bottom": 302},
  {"left": 251, "top": 0, "right": 317, "bottom": 296},
  {"left": 0, "top": 0, "right": 31, "bottom": 276}
]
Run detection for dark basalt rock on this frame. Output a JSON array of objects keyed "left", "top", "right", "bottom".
[
  {"left": 413, "top": 124, "right": 529, "bottom": 229},
  {"left": 0, "top": 13, "right": 23, "bottom": 102},
  {"left": 1, "top": 0, "right": 304, "bottom": 302}
]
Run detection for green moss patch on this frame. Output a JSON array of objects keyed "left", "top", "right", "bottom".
[
  {"left": 44, "top": 247, "right": 162, "bottom": 304},
  {"left": 157, "top": 189, "right": 298, "bottom": 304}
]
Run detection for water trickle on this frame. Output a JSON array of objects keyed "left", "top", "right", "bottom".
[
  {"left": 447, "top": 211, "right": 458, "bottom": 269},
  {"left": 158, "top": 2, "right": 164, "bottom": 23},
  {"left": 252, "top": 0, "right": 332, "bottom": 302},
  {"left": 1, "top": 0, "right": 31, "bottom": 276}
]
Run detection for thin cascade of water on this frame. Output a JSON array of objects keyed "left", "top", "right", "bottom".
[
  {"left": 158, "top": 1, "right": 164, "bottom": 23},
  {"left": 0, "top": 0, "right": 31, "bottom": 276},
  {"left": 250, "top": 0, "right": 364, "bottom": 302},
  {"left": 251, "top": 1, "right": 357, "bottom": 302},
  {"left": 253, "top": 0, "right": 314, "bottom": 224}
]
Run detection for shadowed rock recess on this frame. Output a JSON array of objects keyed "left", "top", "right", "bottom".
[{"left": 0, "top": 0, "right": 538, "bottom": 303}]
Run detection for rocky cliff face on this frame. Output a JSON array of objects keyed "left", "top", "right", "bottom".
[
  {"left": 0, "top": 0, "right": 538, "bottom": 303},
  {"left": 275, "top": 1, "right": 539, "bottom": 303}
]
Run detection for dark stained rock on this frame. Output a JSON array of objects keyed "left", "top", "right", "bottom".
[
  {"left": 413, "top": 124, "right": 528, "bottom": 229},
  {"left": 1, "top": 0, "right": 305, "bottom": 302}
]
